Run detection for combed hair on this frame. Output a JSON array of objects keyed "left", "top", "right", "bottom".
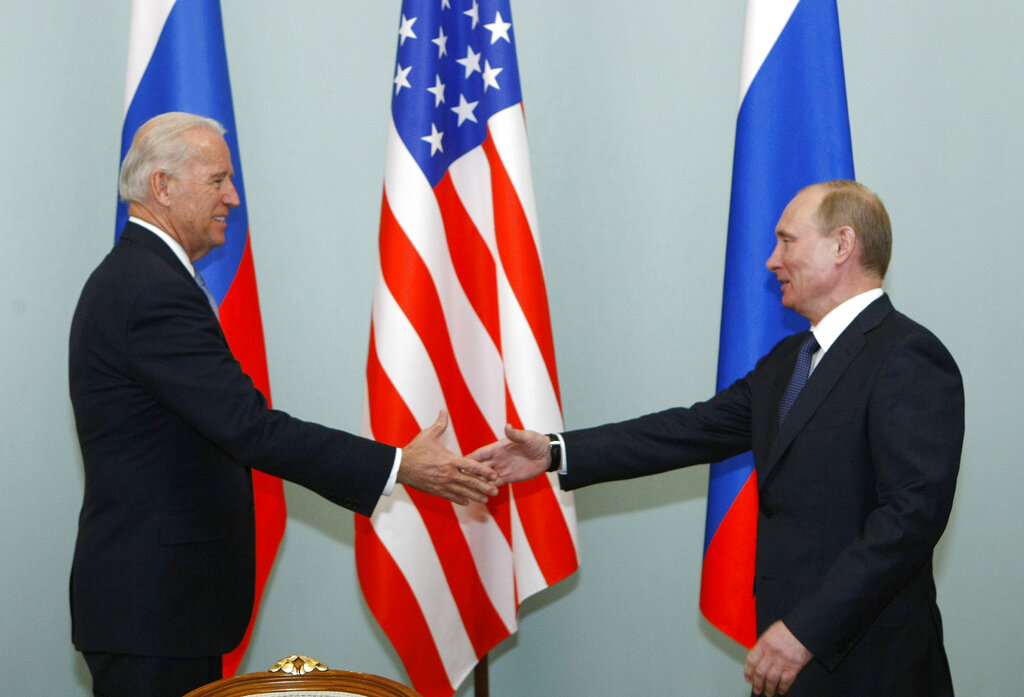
[
  {"left": 814, "top": 179, "right": 892, "bottom": 279},
  {"left": 118, "top": 112, "right": 227, "bottom": 203}
]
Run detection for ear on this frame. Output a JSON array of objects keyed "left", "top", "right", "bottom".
[
  {"left": 834, "top": 225, "right": 857, "bottom": 265},
  {"left": 150, "top": 170, "right": 172, "bottom": 206}
]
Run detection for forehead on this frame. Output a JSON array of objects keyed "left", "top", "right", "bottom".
[
  {"left": 776, "top": 187, "right": 825, "bottom": 234},
  {"left": 182, "top": 128, "right": 233, "bottom": 174}
]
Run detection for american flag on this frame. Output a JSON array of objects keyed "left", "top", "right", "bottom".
[{"left": 355, "top": 1, "right": 579, "bottom": 695}]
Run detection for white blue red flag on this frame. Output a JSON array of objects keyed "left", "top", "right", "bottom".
[
  {"left": 357, "top": 1, "right": 579, "bottom": 695},
  {"left": 118, "top": 0, "right": 285, "bottom": 676},
  {"left": 700, "top": 0, "right": 855, "bottom": 648}
]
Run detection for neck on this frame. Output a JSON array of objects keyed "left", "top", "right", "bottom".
[
  {"left": 128, "top": 202, "right": 197, "bottom": 261},
  {"left": 807, "top": 281, "right": 883, "bottom": 325}
]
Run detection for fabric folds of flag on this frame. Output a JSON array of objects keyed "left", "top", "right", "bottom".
[
  {"left": 357, "top": 2, "right": 579, "bottom": 695},
  {"left": 700, "top": 0, "right": 855, "bottom": 648},
  {"left": 118, "top": 0, "right": 285, "bottom": 676}
]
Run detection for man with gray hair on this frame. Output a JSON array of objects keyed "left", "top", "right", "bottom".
[{"left": 69, "top": 112, "right": 498, "bottom": 697}]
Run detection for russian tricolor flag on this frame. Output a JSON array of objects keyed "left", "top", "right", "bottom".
[
  {"left": 700, "top": 0, "right": 854, "bottom": 648},
  {"left": 117, "top": 0, "right": 285, "bottom": 676}
]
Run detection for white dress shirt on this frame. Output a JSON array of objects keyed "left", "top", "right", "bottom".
[{"left": 808, "top": 288, "right": 884, "bottom": 374}]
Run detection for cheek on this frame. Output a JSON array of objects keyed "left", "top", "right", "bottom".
[
  {"left": 777, "top": 252, "right": 797, "bottom": 274},
  {"left": 791, "top": 249, "right": 816, "bottom": 273},
  {"left": 201, "top": 196, "right": 220, "bottom": 217}
]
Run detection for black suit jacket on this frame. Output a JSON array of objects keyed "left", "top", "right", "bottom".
[
  {"left": 69, "top": 223, "right": 395, "bottom": 657},
  {"left": 560, "top": 295, "right": 963, "bottom": 696}
]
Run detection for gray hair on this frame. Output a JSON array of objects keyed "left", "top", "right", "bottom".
[{"left": 118, "top": 112, "right": 227, "bottom": 203}]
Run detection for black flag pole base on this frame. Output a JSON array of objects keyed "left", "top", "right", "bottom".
[{"left": 474, "top": 653, "right": 489, "bottom": 697}]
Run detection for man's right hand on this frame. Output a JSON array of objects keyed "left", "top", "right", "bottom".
[
  {"left": 745, "top": 620, "right": 812, "bottom": 696},
  {"left": 398, "top": 411, "right": 500, "bottom": 505},
  {"left": 467, "top": 424, "right": 552, "bottom": 484}
]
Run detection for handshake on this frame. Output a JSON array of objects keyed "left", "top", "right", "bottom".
[{"left": 397, "top": 413, "right": 556, "bottom": 505}]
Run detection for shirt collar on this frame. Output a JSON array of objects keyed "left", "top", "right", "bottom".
[
  {"left": 810, "top": 288, "right": 884, "bottom": 359},
  {"left": 128, "top": 216, "right": 196, "bottom": 278}
]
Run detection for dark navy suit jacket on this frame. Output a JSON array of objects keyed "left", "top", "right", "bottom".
[
  {"left": 69, "top": 222, "right": 394, "bottom": 657},
  {"left": 560, "top": 295, "right": 963, "bottom": 696}
]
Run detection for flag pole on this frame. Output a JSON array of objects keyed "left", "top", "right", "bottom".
[{"left": 474, "top": 654, "right": 489, "bottom": 697}]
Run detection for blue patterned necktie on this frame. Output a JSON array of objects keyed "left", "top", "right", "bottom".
[
  {"left": 194, "top": 270, "right": 219, "bottom": 319},
  {"left": 777, "top": 334, "right": 819, "bottom": 425}
]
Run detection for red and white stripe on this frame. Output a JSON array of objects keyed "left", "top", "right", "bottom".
[{"left": 357, "top": 103, "right": 579, "bottom": 697}]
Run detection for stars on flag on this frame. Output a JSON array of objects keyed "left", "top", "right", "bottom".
[
  {"left": 464, "top": 0, "right": 480, "bottom": 29},
  {"left": 451, "top": 94, "right": 479, "bottom": 126},
  {"left": 484, "top": 11, "right": 511, "bottom": 44},
  {"left": 456, "top": 45, "right": 482, "bottom": 79},
  {"left": 432, "top": 26, "right": 448, "bottom": 58},
  {"left": 421, "top": 123, "right": 445, "bottom": 155},
  {"left": 397, "top": 14, "right": 417, "bottom": 45},
  {"left": 427, "top": 74, "right": 446, "bottom": 107},
  {"left": 389, "top": 0, "right": 520, "bottom": 173},
  {"left": 393, "top": 63, "right": 412, "bottom": 95},
  {"left": 481, "top": 60, "right": 502, "bottom": 91}
]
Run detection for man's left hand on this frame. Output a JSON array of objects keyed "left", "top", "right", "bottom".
[{"left": 744, "top": 620, "right": 812, "bottom": 696}]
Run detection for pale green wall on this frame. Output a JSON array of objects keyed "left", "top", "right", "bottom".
[{"left": 2, "top": 1, "right": 1020, "bottom": 695}]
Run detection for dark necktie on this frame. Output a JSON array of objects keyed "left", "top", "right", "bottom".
[
  {"left": 194, "top": 270, "right": 219, "bottom": 318},
  {"left": 777, "top": 334, "right": 819, "bottom": 425}
]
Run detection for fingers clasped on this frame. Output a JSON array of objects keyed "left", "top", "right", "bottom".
[{"left": 400, "top": 415, "right": 558, "bottom": 503}]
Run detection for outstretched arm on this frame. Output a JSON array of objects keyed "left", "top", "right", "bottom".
[
  {"left": 399, "top": 411, "right": 500, "bottom": 505},
  {"left": 468, "top": 424, "right": 552, "bottom": 484}
]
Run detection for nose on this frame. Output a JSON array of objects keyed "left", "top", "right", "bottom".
[
  {"left": 765, "top": 241, "right": 781, "bottom": 272},
  {"left": 223, "top": 179, "right": 241, "bottom": 207}
]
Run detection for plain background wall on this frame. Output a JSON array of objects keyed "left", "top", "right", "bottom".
[{"left": 2, "top": 1, "right": 1021, "bottom": 694}]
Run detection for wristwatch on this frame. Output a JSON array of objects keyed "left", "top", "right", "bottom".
[{"left": 546, "top": 434, "right": 562, "bottom": 473}]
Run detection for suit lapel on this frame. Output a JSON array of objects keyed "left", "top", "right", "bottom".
[{"left": 760, "top": 295, "right": 894, "bottom": 482}]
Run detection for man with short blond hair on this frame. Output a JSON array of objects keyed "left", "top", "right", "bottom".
[{"left": 474, "top": 181, "right": 963, "bottom": 696}]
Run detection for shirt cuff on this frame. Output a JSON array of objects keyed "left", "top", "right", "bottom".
[
  {"left": 551, "top": 432, "right": 567, "bottom": 475},
  {"left": 382, "top": 447, "right": 401, "bottom": 496}
]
